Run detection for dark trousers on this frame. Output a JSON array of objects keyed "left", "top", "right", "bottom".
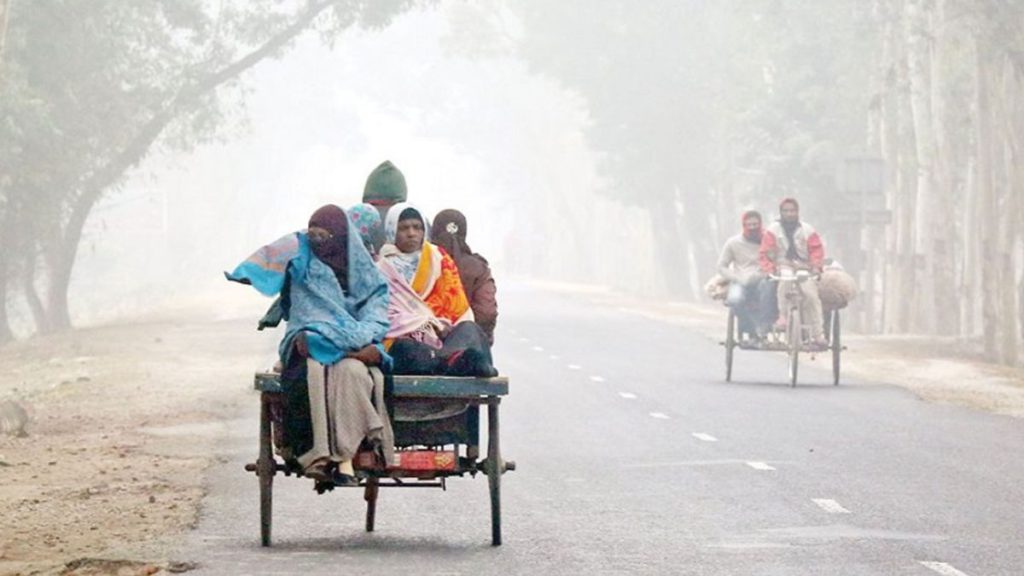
[{"left": 390, "top": 322, "right": 496, "bottom": 376}]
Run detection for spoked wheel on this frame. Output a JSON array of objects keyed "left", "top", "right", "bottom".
[
  {"left": 725, "top": 309, "right": 737, "bottom": 382},
  {"left": 486, "top": 402, "right": 502, "bottom": 546},
  {"left": 831, "top": 310, "right": 841, "bottom": 386},
  {"left": 257, "top": 395, "right": 275, "bottom": 547},
  {"left": 787, "top": 308, "right": 800, "bottom": 387},
  {"left": 364, "top": 477, "right": 380, "bottom": 532}
]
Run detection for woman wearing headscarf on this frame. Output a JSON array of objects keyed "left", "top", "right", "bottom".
[
  {"left": 348, "top": 202, "right": 384, "bottom": 260},
  {"left": 227, "top": 205, "right": 395, "bottom": 486},
  {"left": 377, "top": 203, "right": 497, "bottom": 377},
  {"left": 430, "top": 209, "right": 498, "bottom": 344}
]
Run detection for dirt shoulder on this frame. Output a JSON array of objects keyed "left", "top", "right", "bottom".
[
  {"left": 0, "top": 304, "right": 275, "bottom": 576},
  {"left": 535, "top": 280, "right": 1024, "bottom": 419}
]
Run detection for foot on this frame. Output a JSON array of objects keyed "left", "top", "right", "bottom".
[{"left": 331, "top": 468, "right": 360, "bottom": 487}]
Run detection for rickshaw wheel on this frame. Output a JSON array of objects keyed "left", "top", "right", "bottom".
[
  {"left": 486, "top": 402, "right": 502, "bottom": 546},
  {"left": 258, "top": 395, "right": 275, "bottom": 547},
  {"left": 787, "top": 308, "right": 800, "bottom": 387},
  {"left": 364, "top": 478, "right": 380, "bottom": 532},
  {"left": 725, "top": 309, "right": 736, "bottom": 382},
  {"left": 831, "top": 311, "right": 841, "bottom": 386}
]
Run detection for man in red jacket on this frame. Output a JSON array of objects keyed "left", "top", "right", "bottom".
[{"left": 759, "top": 198, "right": 827, "bottom": 347}]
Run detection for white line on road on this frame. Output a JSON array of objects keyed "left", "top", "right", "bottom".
[
  {"left": 919, "top": 562, "right": 970, "bottom": 576},
  {"left": 649, "top": 412, "right": 670, "bottom": 419},
  {"left": 589, "top": 375, "right": 606, "bottom": 383},
  {"left": 746, "top": 461, "right": 776, "bottom": 471},
  {"left": 692, "top": 433, "right": 718, "bottom": 442},
  {"left": 517, "top": 337, "right": 529, "bottom": 343},
  {"left": 618, "top": 392, "right": 637, "bottom": 399},
  {"left": 812, "top": 499, "right": 851, "bottom": 514},
  {"left": 549, "top": 354, "right": 560, "bottom": 360},
  {"left": 532, "top": 345, "right": 544, "bottom": 352},
  {"left": 567, "top": 364, "right": 582, "bottom": 370}
]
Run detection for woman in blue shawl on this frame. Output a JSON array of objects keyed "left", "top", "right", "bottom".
[{"left": 227, "top": 205, "right": 394, "bottom": 486}]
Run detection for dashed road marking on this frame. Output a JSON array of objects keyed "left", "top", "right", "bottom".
[
  {"left": 919, "top": 562, "right": 970, "bottom": 576},
  {"left": 618, "top": 392, "right": 637, "bottom": 399},
  {"left": 567, "top": 364, "right": 582, "bottom": 370},
  {"left": 589, "top": 375, "right": 606, "bottom": 383},
  {"left": 549, "top": 354, "right": 560, "bottom": 360},
  {"left": 517, "top": 337, "right": 529, "bottom": 343},
  {"left": 692, "top": 433, "right": 718, "bottom": 442},
  {"left": 532, "top": 345, "right": 544, "bottom": 352},
  {"left": 649, "top": 412, "right": 670, "bottom": 420},
  {"left": 812, "top": 499, "right": 851, "bottom": 514},
  {"left": 746, "top": 461, "right": 776, "bottom": 471}
]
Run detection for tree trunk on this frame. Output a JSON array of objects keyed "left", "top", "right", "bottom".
[
  {"left": 22, "top": 248, "right": 50, "bottom": 333},
  {"left": 926, "top": 0, "right": 959, "bottom": 335},
  {"left": 996, "top": 57, "right": 1019, "bottom": 364},
  {"left": 975, "top": 39, "right": 999, "bottom": 360},
  {"left": 905, "top": 0, "right": 938, "bottom": 333}
]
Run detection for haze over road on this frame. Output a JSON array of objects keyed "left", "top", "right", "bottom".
[{"left": 181, "top": 284, "right": 1024, "bottom": 576}]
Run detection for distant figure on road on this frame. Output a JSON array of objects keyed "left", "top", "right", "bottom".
[
  {"left": 227, "top": 205, "right": 395, "bottom": 486},
  {"left": 430, "top": 209, "right": 498, "bottom": 345},
  {"left": 377, "top": 203, "right": 497, "bottom": 377},
  {"left": 717, "top": 209, "right": 775, "bottom": 341},
  {"left": 759, "top": 198, "right": 827, "bottom": 347}
]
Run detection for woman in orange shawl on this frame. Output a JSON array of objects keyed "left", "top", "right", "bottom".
[{"left": 377, "top": 203, "right": 497, "bottom": 377}]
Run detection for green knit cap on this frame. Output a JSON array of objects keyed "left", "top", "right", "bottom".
[{"left": 362, "top": 160, "right": 408, "bottom": 205}]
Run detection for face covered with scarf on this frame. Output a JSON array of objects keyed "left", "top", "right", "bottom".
[
  {"left": 741, "top": 210, "right": 763, "bottom": 244},
  {"left": 430, "top": 209, "right": 471, "bottom": 258},
  {"left": 308, "top": 205, "right": 350, "bottom": 288}
]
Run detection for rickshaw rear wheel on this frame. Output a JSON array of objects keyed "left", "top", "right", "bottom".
[
  {"left": 831, "top": 311, "right": 841, "bottom": 386},
  {"left": 487, "top": 402, "right": 502, "bottom": 546},
  {"left": 787, "top": 308, "right": 800, "bottom": 387},
  {"left": 258, "top": 395, "right": 275, "bottom": 547},
  {"left": 725, "top": 309, "right": 736, "bottom": 382}
]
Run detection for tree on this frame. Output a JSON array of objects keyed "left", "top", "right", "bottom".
[{"left": 0, "top": 0, "right": 415, "bottom": 336}]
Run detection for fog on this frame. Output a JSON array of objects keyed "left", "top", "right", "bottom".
[{"left": 2, "top": 0, "right": 1023, "bottom": 363}]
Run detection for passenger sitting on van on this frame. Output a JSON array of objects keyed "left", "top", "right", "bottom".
[
  {"left": 717, "top": 209, "right": 775, "bottom": 340},
  {"left": 430, "top": 209, "right": 498, "bottom": 345},
  {"left": 377, "top": 203, "right": 497, "bottom": 377},
  {"left": 227, "top": 204, "right": 395, "bottom": 486}
]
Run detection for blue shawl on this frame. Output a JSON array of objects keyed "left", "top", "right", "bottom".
[{"left": 226, "top": 230, "right": 390, "bottom": 366}]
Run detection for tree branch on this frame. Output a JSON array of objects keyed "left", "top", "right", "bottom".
[{"left": 62, "top": 0, "right": 339, "bottom": 261}]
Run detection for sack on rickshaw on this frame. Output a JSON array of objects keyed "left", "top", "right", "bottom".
[
  {"left": 704, "top": 273, "right": 729, "bottom": 301},
  {"left": 818, "top": 268, "right": 858, "bottom": 311}
]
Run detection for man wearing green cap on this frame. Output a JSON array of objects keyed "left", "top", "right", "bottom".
[
  {"left": 362, "top": 160, "right": 408, "bottom": 253},
  {"left": 363, "top": 160, "right": 407, "bottom": 218}
]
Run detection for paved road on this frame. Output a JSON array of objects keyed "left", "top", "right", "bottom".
[{"left": 177, "top": 284, "right": 1024, "bottom": 575}]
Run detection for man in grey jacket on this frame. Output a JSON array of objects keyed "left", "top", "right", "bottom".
[{"left": 718, "top": 210, "right": 775, "bottom": 341}]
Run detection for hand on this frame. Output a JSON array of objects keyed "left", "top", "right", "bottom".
[
  {"left": 346, "top": 344, "right": 382, "bottom": 366},
  {"left": 293, "top": 333, "right": 309, "bottom": 358}
]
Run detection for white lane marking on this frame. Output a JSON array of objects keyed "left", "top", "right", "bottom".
[
  {"left": 746, "top": 461, "right": 776, "bottom": 471},
  {"left": 649, "top": 412, "right": 670, "bottom": 420},
  {"left": 549, "top": 354, "right": 560, "bottom": 360},
  {"left": 567, "top": 364, "right": 582, "bottom": 370},
  {"left": 692, "top": 433, "right": 718, "bottom": 442},
  {"left": 812, "top": 498, "right": 851, "bottom": 514},
  {"left": 532, "top": 345, "right": 544, "bottom": 352},
  {"left": 589, "top": 375, "right": 606, "bottom": 383},
  {"left": 517, "top": 337, "right": 529, "bottom": 343},
  {"left": 919, "top": 562, "right": 970, "bottom": 576},
  {"left": 618, "top": 392, "right": 637, "bottom": 399}
]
